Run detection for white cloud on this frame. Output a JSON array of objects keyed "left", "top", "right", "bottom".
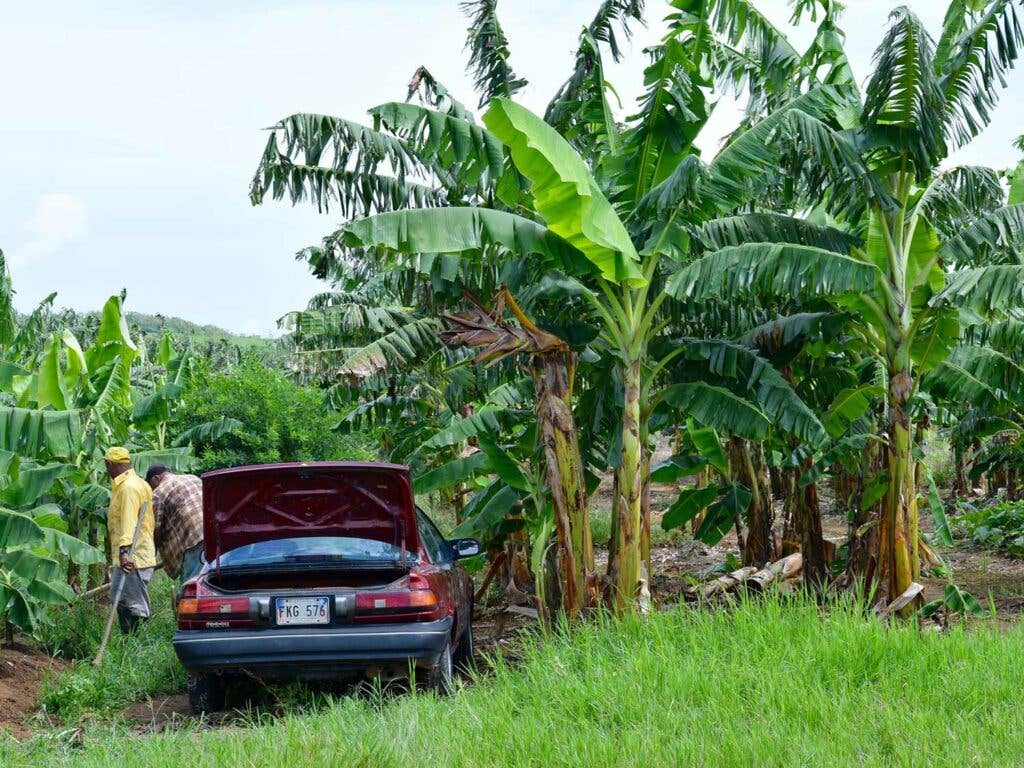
[{"left": 20, "top": 192, "right": 89, "bottom": 261}]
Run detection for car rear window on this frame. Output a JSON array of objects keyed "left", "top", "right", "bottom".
[{"left": 217, "top": 536, "right": 414, "bottom": 567}]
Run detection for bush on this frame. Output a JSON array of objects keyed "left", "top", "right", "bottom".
[
  {"left": 35, "top": 594, "right": 108, "bottom": 661},
  {"left": 38, "top": 577, "right": 185, "bottom": 721},
  {"left": 958, "top": 500, "right": 1024, "bottom": 555},
  {"left": 179, "top": 354, "right": 378, "bottom": 472}
]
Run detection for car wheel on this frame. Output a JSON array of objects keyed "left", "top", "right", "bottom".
[
  {"left": 453, "top": 619, "right": 474, "bottom": 673},
  {"left": 426, "top": 640, "right": 454, "bottom": 695},
  {"left": 187, "top": 672, "right": 225, "bottom": 714}
]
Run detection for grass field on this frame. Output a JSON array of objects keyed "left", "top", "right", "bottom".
[{"left": 5, "top": 594, "right": 1024, "bottom": 767}]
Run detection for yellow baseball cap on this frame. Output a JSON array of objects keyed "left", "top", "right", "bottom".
[{"left": 103, "top": 446, "right": 131, "bottom": 464}]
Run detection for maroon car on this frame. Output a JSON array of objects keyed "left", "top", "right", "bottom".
[{"left": 172, "top": 462, "right": 478, "bottom": 713}]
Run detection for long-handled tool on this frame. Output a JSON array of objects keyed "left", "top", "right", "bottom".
[{"left": 93, "top": 501, "right": 149, "bottom": 667}]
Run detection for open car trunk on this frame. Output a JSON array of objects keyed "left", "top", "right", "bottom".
[
  {"left": 206, "top": 566, "right": 412, "bottom": 593},
  {"left": 202, "top": 462, "right": 420, "bottom": 565}
]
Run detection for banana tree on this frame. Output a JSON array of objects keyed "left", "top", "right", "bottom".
[
  {"left": 439, "top": 288, "right": 596, "bottom": 616},
  {"left": 252, "top": 0, "right": 862, "bottom": 612},
  {"left": 925, "top": 316, "right": 1024, "bottom": 501},
  {"left": 1, "top": 480, "right": 104, "bottom": 646},
  {"left": 0, "top": 290, "right": 208, "bottom": 588},
  {"left": 667, "top": 2, "right": 1024, "bottom": 608}
]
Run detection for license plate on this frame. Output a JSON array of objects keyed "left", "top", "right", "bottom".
[{"left": 275, "top": 596, "right": 330, "bottom": 626}]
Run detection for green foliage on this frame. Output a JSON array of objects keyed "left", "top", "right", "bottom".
[
  {"left": 922, "top": 582, "right": 987, "bottom": 619},
  {"left": 661, "top": 486, "right": 720, "bottom": 531},
  {"left": 37, "top": 577, "right": 184, "bottom": 721},
  {"left": 249, "top": 0, "right": 1024, "bottom": 614},
  {"left": 959, "top": 500, "right": 1024, "bottom": 556},
  {"left": 483, "top": 98, "right": 643, "bottom": 285},
  {"left": 178, "top": 354, "right": 377, "bottom": 472},
  {"left": 340, "top": 208, "right": 591, "bottom": 279},
  {"left": 0, "top": 507, "right": 102, "bottom": 635},
  {"left": 461, "top": 0, "right": 527, "bottom": 108}
]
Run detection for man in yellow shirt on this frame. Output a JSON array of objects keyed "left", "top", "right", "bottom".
[{"left": 104, "top": 446, "right": 156, "bottom": 634}]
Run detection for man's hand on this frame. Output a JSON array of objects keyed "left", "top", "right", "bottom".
[{"left": 119, "top": 547, "right": 134, "bottom": 572}]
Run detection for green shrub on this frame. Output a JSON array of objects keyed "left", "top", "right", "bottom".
[
  {"left": 958, "top": 500, "right": 1024, "bottom": 555},
  {"left": 179, "top": 354, "right": 379, "bottom": 472},
  {"left": 38, "top": 577, "right": 184, "bottom": 721},
  {"left": 35, "top": 594, "right": 108, "bottom": 661}
]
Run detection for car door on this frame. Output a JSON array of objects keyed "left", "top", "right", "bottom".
[{"left": 416, "top": 510, "right": 472, "bottom": 638}]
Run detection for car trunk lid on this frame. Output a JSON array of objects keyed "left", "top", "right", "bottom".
[{"left": 202, "top": 462, "right": 419, "bottom": 564}]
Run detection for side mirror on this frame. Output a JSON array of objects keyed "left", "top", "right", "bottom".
[{"left": 451, "top": 538, "right": 481, "bottom": 559}]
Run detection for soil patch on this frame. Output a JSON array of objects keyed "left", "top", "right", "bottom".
[
  {"left": 120, "top": 694, "right": 194, "bottom": 732},
  {"left": 0, "top": 641, "right": 69, "bottom": 738},
  {"left": 923, "top": 544, "right": 1024, "bottom": 623}
]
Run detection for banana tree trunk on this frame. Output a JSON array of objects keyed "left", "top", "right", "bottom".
[
  {"left": 769, "top": 465, "right": 786, "bottom": 503},
  {"left": 847, "top": 441, "right": 882, "bottom": 582},
  {"left": 88, "top": 520, "right": 104, "bottom": 589},
  {"left": 882, "top": 368, "right": 918, "bottom": 612},
  {"left": 794, "top": 460, "right": 827, "bottom": 587},
  {"left": 66, "top": 504, "right": 80, "bottom": 589},
  {"left": 439, "top": 290, "right": 596, "bottom": 617},
  {"left": 691, "top": 466, "right": 709, "bottom": 537},
  {"left": 531, "top": 353, "right": 594, "bottom": 616},
  {"left": 640, "top": 445, "right": 652, "bottom": 582},
  {"left": 606, "top": 472, "right": 620, "bottom": 554},
  {"left": 730, "top": 438, "right": 773, "bottom": 567},
  {"left": 611, "top": 357, "right": 643, "bottom": 613}
]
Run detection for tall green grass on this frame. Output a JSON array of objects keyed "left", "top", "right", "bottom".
[
  {"left": 35, "top": 576, "right": 185, "bottom": 722},
  {"left": 5, "top": 594, "right": 1024, "bottom": 767}
]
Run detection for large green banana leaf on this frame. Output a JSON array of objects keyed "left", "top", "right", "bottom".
[
  {"left": 342, "top": 208, "right": 592, "bottom": 278},
  {"left": 86, "top": 295, "right": 137, "bottom": 371},
  {"left": 483, "top": 98, "right": 644, "bottom": 286}
]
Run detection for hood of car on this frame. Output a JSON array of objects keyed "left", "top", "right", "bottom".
[{"left": 202, "top": 462, "right": 419, "bottom": 563}]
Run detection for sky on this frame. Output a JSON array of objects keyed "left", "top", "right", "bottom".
[{"left": 2, "top": 1, "right": 1022, "bottom": 335}]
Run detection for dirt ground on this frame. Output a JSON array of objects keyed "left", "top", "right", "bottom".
[{"left": 0, "top": 642, "right": 69, "bottom": 738}]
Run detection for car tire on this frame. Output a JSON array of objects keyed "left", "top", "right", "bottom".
[
  {"left": 426, "top": 640, "right": 454, "bottom": 695},
  {"left": 453, "top": 619, "right": 474, "bottom": 673},
  {"left": 187, "top": 672, "right": 225, "bottom": 714}
]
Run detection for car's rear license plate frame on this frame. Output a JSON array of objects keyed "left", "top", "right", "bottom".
[{"left": 275, "top": 596, "right": 331, "bottom": 626}]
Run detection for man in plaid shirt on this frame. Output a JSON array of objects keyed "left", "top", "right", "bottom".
[{"left": 146, "top": 465, "right": 204, "bottom": 582}]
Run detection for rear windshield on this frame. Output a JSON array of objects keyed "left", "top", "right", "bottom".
[{"left": 218, "top": 536, "right": 414, "bottom": 568}]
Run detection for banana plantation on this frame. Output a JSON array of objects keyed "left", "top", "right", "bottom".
[
  {"left": 3, "top": 0, "right": 1024, "bottom": 762},
  {"left": 256, "top": 0, "right": 1024, "bottom": 619},
  {"left": 0, "top": 263, "right": 242, "bottom": 643}
]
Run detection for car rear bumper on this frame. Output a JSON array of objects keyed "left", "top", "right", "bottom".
[{"left": 173, "top": 617, "right": 453, "bottom": 678}]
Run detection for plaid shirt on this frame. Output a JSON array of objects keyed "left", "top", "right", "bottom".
[{"left": 152, "top": 473, "right": 204, "bottom": 578}]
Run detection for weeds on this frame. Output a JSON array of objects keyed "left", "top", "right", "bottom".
[{"left": 37, "top": 576, "right": 185, "bottom": 722}]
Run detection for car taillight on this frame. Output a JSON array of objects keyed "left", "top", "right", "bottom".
[
  {"left": 354, "top": 573, "right": 440, "bottom": 623},
  {"left": 177, "top": 596, "right": 254, "bottom": 630}
]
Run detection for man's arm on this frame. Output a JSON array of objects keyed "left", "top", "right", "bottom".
[{"left": 114, "top": 484, "right": 144, "bottom": 571}]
